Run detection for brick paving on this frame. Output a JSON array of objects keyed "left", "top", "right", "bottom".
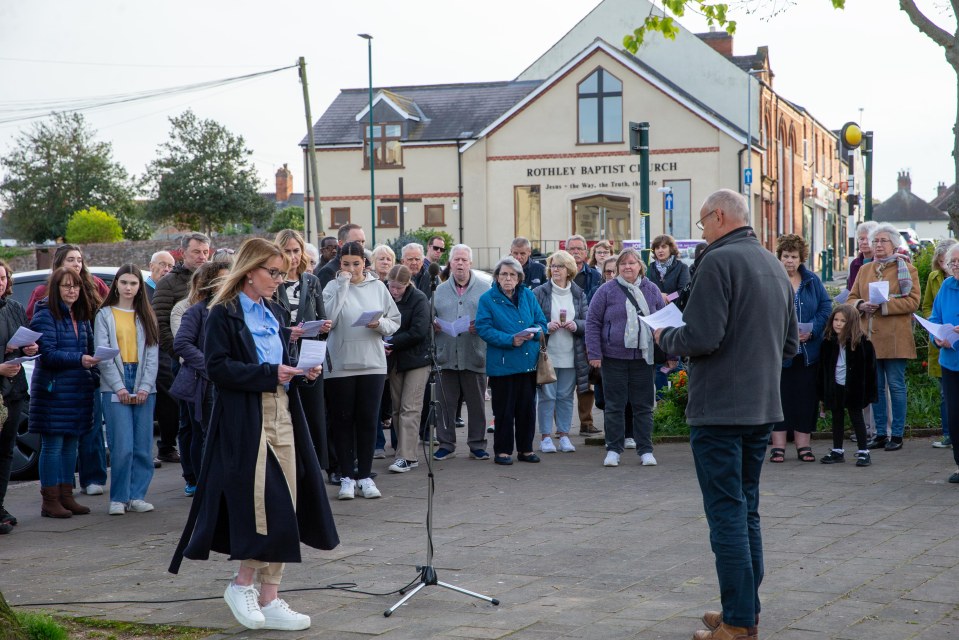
[{"left": 2, "top": 414, "right": 958, "bottom": 639}]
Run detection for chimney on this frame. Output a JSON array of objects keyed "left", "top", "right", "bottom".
[
  {"left": 938, "top": 182, "right": 948, "bottom": 198},
  {"left": 897, "top": 171, "right": 911, "bottom": 193},
  {"left": 697, "top": 31, "right": 734, "bottom": 58},
  {"left": 275, "top": 164, "right": 293, "bottom": 202}
]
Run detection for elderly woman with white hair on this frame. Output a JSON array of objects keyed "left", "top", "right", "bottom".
[
  {"left": 475, "top": 255, "right": 548, "bottom": 465},
  {"left": 923, "top": 239, "right": 958, "bottom": 448},
  {"left": 532, "top": 250, "right": 589, "bottom": 454},
  {"left": 847, "top": 221, "right": 880, "bottom": 291},
  {"left": 847, "top": 222, "right": 921, "bottom": 452}
]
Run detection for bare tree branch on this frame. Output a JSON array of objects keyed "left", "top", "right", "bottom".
[{"left": 899, "top": 0, "right": 954, "bottom": 50}]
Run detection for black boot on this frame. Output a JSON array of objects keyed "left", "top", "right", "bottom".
[{"left": 865, "top": 435, "right": 887, "bottom": 450}]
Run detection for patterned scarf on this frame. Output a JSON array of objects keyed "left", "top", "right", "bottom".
[
  {"left": 874, "top": 255, "right": 912, "bottom": 298},
  {"left": 654, "top": 255, "right": 674, "bottom": 280},
  {"left": 616, "top": 275, "right": 653, "bottom": 365}
]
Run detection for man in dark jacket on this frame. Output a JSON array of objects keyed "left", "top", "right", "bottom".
[
  {"left": 566, "top": 234, "right": 602, "bottom": 435},
  {"left": 314, "top": 224, "right": 366, "bottom": 289},
  {"left": 152, "top": 232, "right": 210, "bottom": 464},
  {"left": 510, "top": 237, "right": 546, "bottom": 289},
  {"left": 656, "top": 189, "right": 798, "bottom": 640}
]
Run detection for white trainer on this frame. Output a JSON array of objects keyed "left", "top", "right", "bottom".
[
  {"left": 641, "top": 452, "right": 658, "bottom": 466},
  {"left": 604, "top": 451, "right": 620, "bottom": 467},
  {"left": 357, "top": 477, "right": 381, "bottom": 499},
  {"left": 388, "top": 459, "right": 413, "bottom": 473},
  {"left": 260, "top": 598, "right": 311, "bottom": 631},
  {"left": 127, "top": 499, "right": 154, "bottom": 512},
  {"left": 108, "top": 501, "right": 126, "bottom": 516},
  {"left": 83, "top": 484, "right": 104, "bottom": 496},
  {"left": 558, "top": 435, "right": 576, "bottom": 452},
  {"left": 338, "top": 478, "right": 356, "bottom": 500},
  {"left": 223, "top": 582, "right": 264, "bottom": 630},
  {"left": 539, "top": 437, "right": 557, "bottom": 453},
  {"left": 624, "top": 438, "right": 637, "bottom": 449}
]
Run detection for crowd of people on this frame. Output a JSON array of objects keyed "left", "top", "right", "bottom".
[{"left": 2, "top": 195, "right": 959, "bottom": 634}]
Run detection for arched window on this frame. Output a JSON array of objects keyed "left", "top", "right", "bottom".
[{"left": 577, "top": 68, "right": 622, "bottom": 144}]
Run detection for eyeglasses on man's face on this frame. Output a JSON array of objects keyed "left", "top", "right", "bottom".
[
  {"left": 948, "top": 260, "right": 959, "bottom": 269},
  {"left": 258, "top": 266, "right": 288, "bottom": 281},
  {"left": 696, "top": 209, "right": 719, "bottom": 230},
  {"left": 430, "top": 244, "right": 445, "bottom": 252}
]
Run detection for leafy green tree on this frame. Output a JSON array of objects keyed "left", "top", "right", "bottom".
[
  {"left": 113, "top": 200, "right": 153, "bottom": 241},
  {"left": 65, "top": 207, "right": 124, "bottom": 244},
  {"left": 268, "top": 206, "right": 305, "bottom": 233},
  {"left": 144, "top": 110, "right": 273, "bottom": 234},
  {"left": 0, "top": 112, "right": 136, "bottom": 244}
]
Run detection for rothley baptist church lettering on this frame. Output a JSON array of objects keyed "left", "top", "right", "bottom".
[{"left": 527, "top": 163, "right": 678, "bottom": 178}]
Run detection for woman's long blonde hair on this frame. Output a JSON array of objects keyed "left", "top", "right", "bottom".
[
  {"left": 210, "top": 238, "right": 289, "bottom": 307},
  {"left": 274, "top": 228, "right": 310, "bottom": 278}
]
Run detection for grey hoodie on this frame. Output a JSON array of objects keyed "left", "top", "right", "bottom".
[{"left": 322, "top": 272, "right": 401, "bottom": 378}]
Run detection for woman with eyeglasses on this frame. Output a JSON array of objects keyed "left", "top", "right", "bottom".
[
  {"left": 847, "top": 223, "right": 921, "bottom": 452},
  {"left": 922, "top": 239, "right": 957, "bottom": 449},
  {"left": 170, "top": 238, "right": 335, "bottom": 632},
  {"left": 587, "top": 240, "right": 613, "bottom": 270},
  {"left": 323, "top": 241, "right": 401, "bottom": 499},
  {"left": 476, "top": 256, "right": 548, "bottom": 465},
  {"left": 29, "top": 267, "right": 101, "bottom": 518},
  {"left": 94, "top": 265, "right": 160, "bottom": 515},
  {"left": 532, "top": 250, "right": 588, "bottom": 454},
  {"left": 928, "top": 244, "right": 959, "bottom": 483}
]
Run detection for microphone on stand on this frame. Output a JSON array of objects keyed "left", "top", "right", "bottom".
[{"left": 428, "top": 261, "right": 441, "bottom": 291}]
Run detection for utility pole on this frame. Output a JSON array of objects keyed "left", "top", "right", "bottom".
[
  {"left": 864, "top": 132, "right": 874, "bottom": 221},
  {"left": 298, "top": 57, "right": 324, "bottom": 240}
]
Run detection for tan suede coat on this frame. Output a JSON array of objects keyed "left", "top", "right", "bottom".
[{"left": 847, "top": 258, "right": 921, "bottom": 360}]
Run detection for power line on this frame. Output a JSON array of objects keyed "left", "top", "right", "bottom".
[{"left": 0, "top": 55, "right": 285, "bottom": 70}]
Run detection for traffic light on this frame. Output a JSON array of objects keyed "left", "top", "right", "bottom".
[{"left": 840, "top": 121, "right": 863, "bottom": 152}]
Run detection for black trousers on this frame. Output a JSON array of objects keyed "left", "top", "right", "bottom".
[
  {"left": 828, "top": 386, "right": 868, "bottom": 450},
  {"left": 489, "top": 372, "right": 537, "bottom": 457},
  {"left": 154, "top": 352, "right": 180, "bottom": 455},
  {"left": 0, "top": 398, "right": 26, "bottom": 509},
  {"left": 327, "top": 374, "right": 386, "bottom": 481}
]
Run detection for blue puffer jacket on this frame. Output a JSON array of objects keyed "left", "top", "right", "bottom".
[
  {"left": 28, "top": 299, "right": 97, "bottom": 436},
  {"left": 783, "top": 264, "right": 832, "bottom": 368},
  {"left": 475, "top": 284, "right": 548, "bottom": 377}
]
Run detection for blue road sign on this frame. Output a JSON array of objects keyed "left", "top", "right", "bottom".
[
  {"left": 744, "top": 168, "right": 753, "bottom": 185},
  {"left": 664, "top": 193, "right": 674, "bottom": 211}
]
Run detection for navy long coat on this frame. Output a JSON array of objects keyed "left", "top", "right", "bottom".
[{"left": 169, "top": 298, "right": 338, "bottom": 572}]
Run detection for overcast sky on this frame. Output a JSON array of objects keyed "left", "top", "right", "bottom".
[{"left": 0, "top": 0, "right": 954, "bottom": 205}]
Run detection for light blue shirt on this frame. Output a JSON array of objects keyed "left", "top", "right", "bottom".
[{"left": 239, "top": 292, "right": 283, "bottom": 366}]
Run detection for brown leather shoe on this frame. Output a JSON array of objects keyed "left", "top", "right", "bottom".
[
  {"left": 58, "top": 483, "right": 90, "bottom": 515},
  {"left": 701, "top": 611, "right": 758, "bottom": 639},
  {"left": 40, "top": 486, "right": 72, "bottom": 519},
  {"left": 693, "top": 622, "right": 756, "bottom": 640},
  {"left": 579, "top": 425, "right": 601, "bottom": 435}
]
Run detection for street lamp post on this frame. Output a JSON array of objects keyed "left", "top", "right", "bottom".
[
  {"left": 744, "top": 69, "right": 761, "bottom": 220},
  {"left": 359, "top": 33, "right": 375, "bottom": 244}
]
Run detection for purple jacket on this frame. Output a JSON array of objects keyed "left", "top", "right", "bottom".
[
  {"left": 847, "top": 253, "right": 868, "bottom": 290},
  {"left": 586, "top": 278, "right": 665, "bottom": 361}
]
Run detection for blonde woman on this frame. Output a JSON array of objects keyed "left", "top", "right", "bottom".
[{"left": 170, "top": 238, "right": 336, "bottom": 632}]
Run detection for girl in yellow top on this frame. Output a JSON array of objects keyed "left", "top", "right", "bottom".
[{"left": 94, "top": 265, "right": 160, "bottom": 515}]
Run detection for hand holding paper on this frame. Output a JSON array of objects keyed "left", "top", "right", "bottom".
[
  {"left": 296, "top": 340, "right": 327, "bottom": 371},
  {"left": 436, "top": 316, "right": 471, "bottom": 337},
  {"left": 868, "top": 281, "right": 890, "bottom": 305},
  {"left": 93, "top": 346, "right": 120, "bottom": 361},
  {"left": 638, "top": 303, "right": 686, "bottom": 331},
  {"left": 351, "top": 310, "right": 384, "bottom": 328},
  {"left": 914, "top": 314, "right": 959, "bottom": 348},
  {"left": 7, "top": 326, "right": 41, "bottom": 350}
]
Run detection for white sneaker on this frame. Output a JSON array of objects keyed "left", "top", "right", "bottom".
[
  {"left": 641, "top": 452, "right": 658, "bottom": 466},
  {"left": 83, "top": 484, "right": 104, "bottom": 496},
  {"left": 260, "top": 598, "right": 310, "bottom": 631},
  {"left": 223, "top": 582, "right": 264, "bottom": 630},
  {"left": 373, "top": 448, "right": 387, "bottom": 459},
  {"left": 127, "top": 499, "right": 154, "bottom": 512},
  {"left": 624, "top": 438, "right": 637, "bottom": 449},
  {"left": 604, "top": 451, "right": 620, "bottom": 467},
  {"left": 338, "top": 478, "right": 356, "bottom": 500},
  {"left": 539, "top": 437, "right": 557, "bottom": 453},
  {"left": 108, "top": 501, "right": 126, "bottom": 515},
  {"left": 487, "top": 420, "right": 495, "bottom": 433},
  {"left": 558, "top": 435, "right": 576, "bottom": 452},
  {"left": 389, "top": 459, "right": 413, "bottom": 473},
  {"left": 357, "top": 478, "right": 381, "bottom": 499}
]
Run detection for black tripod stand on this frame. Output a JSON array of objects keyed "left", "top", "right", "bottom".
[{"left": 384, "top": 266, "right": 499, "bottom": 617}]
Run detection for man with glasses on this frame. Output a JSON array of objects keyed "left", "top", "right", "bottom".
[
  {"left": 510, "top": 237, "right": 546, "bottom": 288},
  {"left": 425, "top": 235, "right": 446, "bottom": 270},
  {"left": 402, "top": 243, "right": 434, "bottom": 299},
  {"left": 566, "top": 235, "right": 603, "bottom": 436},
  {"left": 145, "top": 251, "right": 175, "bottom": 304},
  {"left": 318, "top": 236, "right": 339, "bottom": 268},
  {"left": 655, "top": 189, "right": 797, "bottom": 640}
]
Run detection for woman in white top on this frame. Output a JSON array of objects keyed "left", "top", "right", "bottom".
[{"left": 323, "top": 242, "right": 401, "bottom": 500}]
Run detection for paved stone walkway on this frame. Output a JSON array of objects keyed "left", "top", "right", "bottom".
[{"left": 2, "top": 427, "right": 958, "bottom": 639}]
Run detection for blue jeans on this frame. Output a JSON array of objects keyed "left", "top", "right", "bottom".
[
  {"left": 873, "top": 358, "right": 907, "bottom": 438},
  {"left": 689, "top": 424, "right": 772, "bottom": 629},
  {"left": 39, "top": 433, "right": 79, "bottom": 487},
  {"left": 938, "top": 378, "right": 949, "bottom": 438},
  {"left": 537, "top": 367, "right": 575, "bottom": 435},
  {"left": 602, "top": 357, "right": 654, "bottom": 455},
  {"left": 104, "top": 363, "right": 156, "bottom": 503},
  {"left": 77, "top": 390, "right": 107, "bottom": 487}
]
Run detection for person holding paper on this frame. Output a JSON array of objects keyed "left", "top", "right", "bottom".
[
  {"left": 433, "top": 245, "right": 491, "bottom": 460},
  {"left": 383, "top": 265, "right": 429, "bottom": 473},
  {"left": 29, "top": 267, "right": 101, "bottom": 519},
  {"left": 171, "top": 262, "right": 232, "bottom": 497},
  {"left": 532, "top": 250, "right": 588, "bottom": 454},
  {"left": 273, "top": 229, "right": 333, "bottom": 476},
  {"left": 769, "top": 234, "right": 832, "bottom": 463},
  {"left": 922, "top": 239, "right": 957, "bottom": 448},
  {"left": 94, "top": 265, "right": 160, "bottom": 515},
  {"left": 648, "top": 235, "right": 691, "bottom": 305},
  {"left": 370, "top": 244, "right": 397, "bottom": 459},
  {"left": 848, "top": 223, "right": 920, "bottom": 452},
  {"left": 928, "top": 245, "right": 959, "bottom": 482},
  {"left": 0, "top": 260, "right": 38, "bottom": 534},
  {"left": 322, "top": 241, "right": 401, "bottom": 500},
  {"left": 476, "top": 256, "right": 548, "bottom": 465},
  {"left": 585, "top": 248, "right": 665, "bottom": 468},
  {"left": 169, "top": 238, "right": 333, "bottom": 632}
]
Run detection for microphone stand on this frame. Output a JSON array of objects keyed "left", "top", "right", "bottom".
[{"left": 385, "top": 267, "right": 499, "bottom": 616}]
